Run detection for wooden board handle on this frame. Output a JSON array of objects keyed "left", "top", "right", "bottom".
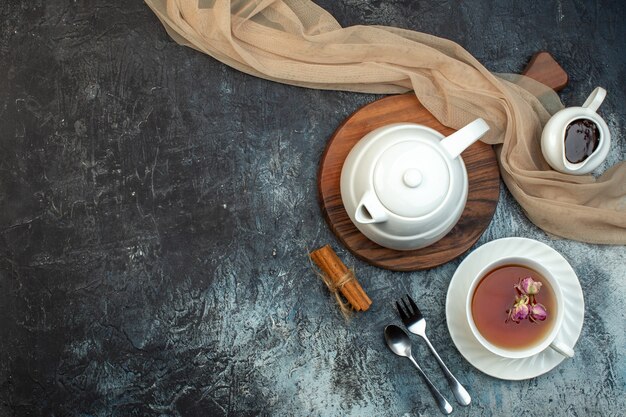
[{"left": 522, "top": 51, "right": 568, "bottom": 92}]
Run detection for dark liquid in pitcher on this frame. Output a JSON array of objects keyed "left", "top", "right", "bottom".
[{"left": 564, "top": 118, "right": 600, "bottom": 163}]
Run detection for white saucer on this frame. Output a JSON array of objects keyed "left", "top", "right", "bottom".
[{"left": 445, "top": 237, "right": 584, "bottom": 380}]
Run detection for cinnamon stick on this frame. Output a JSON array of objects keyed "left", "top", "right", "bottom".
[{"left": 309, "top": 245, "right": 372, "bottom": 312}]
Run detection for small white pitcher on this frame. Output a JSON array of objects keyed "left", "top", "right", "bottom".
[{"left": 541, "top": 87, "right": 611, "bottom": 175}]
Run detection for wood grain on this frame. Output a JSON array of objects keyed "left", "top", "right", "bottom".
[
  {"left": 317, "top": 52, "right": 567, "bottom": 271},
  {"left": 522, "top": 51, "right": 568, "bottom": 91}
]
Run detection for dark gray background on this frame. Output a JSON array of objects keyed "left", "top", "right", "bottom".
[{"left": 1, "top": 1, "right": 625, "bottom": 416}]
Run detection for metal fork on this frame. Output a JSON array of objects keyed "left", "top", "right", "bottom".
[{"left": 396, "top": 295, "right": 471, "bottom": 406}]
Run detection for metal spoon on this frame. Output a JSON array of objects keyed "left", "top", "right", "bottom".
[{"left": 384, "top": 325, "right": 453, "bottom": 415}]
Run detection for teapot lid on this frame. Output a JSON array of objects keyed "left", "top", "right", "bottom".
[{"left": 373, "top": 139, "right": 451, "bottom": 218}]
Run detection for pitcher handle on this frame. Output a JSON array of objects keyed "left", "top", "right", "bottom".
[
  {"left": 440, "top": 118, "right": 490, "bottom": 160},
  {"left": 582, "top": 87, "right": 606, "bottom": 112}
]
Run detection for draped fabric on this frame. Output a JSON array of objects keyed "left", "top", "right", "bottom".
[{"left": 145, "top": 0, "right": 626, "bottom": 244}]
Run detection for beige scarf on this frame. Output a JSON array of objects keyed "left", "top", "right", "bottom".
[{"left": 145, "top": 0, "right": 626, "bottom": 244}]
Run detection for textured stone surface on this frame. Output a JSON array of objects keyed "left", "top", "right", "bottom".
[{"left": 1, "top": 1, "right": 625, "bottom": 416}]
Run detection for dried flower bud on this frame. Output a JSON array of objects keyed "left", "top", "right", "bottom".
[
  {"left": 529, "top": 303, "right": 548, "bottom": 322},
  {"left": 516, "top": 276, "right": 543, "bottom": 295},
  {"left": 507, "top": 295, "right": 530, "bottom": 323}
]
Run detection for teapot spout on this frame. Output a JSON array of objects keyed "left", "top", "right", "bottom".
[
  {"left": 440, "top": 118, "right": 490, "bottom": 159},
  {"left": 355, "top": 190, "right": 388, "bottom": 224}
]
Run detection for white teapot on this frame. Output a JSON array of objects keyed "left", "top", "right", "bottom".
[{"left": 340, "top": 119, "right": 490, "bottom": 251}]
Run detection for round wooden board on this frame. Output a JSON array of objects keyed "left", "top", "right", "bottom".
[{"left": 317, "top": 94, "right": 500, "bottom": 271}]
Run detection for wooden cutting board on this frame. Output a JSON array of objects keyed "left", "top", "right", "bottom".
[{"left": 318, "top": 52, "right": 567, "bottom": 271}]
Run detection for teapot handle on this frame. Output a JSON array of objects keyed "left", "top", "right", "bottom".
[
  {"left": 582, "top": 87, "right": 606, "bottom": 112},
  {"left": 355, "top": 190, "right": 388, "bottom": 224},
  {"left": 440, "top": 118, "right": 490, "bottom": 160}
]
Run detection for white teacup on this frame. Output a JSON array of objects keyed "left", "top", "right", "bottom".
[{"left": 465, "top": 256, "right": 575, "bottom": 359}]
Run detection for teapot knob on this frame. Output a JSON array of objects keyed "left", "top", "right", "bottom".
[
  {"left": 403, "top": 169, "right": 423, "bottom": 188},
  {"left": 355, "top": 190, "right": 389, "bottom": 224}
]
